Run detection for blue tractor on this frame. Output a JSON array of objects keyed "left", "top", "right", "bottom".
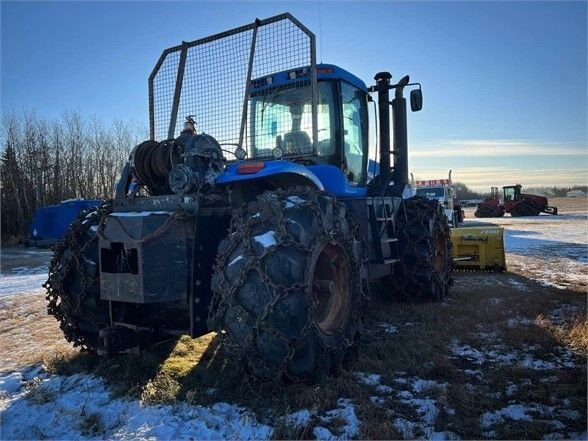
[{"left": 45, "top": 14, "right": 452, "bottom": 382}]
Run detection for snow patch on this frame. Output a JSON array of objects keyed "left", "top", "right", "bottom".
[
  {"left": 253, "top": 231, "right": 277, "bottom": 248},
  {"left": 281, "top": 408, "right": 312, "bottom": 427},
  {"left": 0, "top": 272, "right": 46, "bottom": 298},
  {"left": 354, "top": 372, "right": 381, "bottom": 386},
  {"left": 480, "top": 404, "right": 534, "bottom": 428},
  {"left": 507, "top": 280, "right": 529, "bottom": 291},
  {"left": 412, "top": 379, "right": 447, "bottom": 394},
  {"left": 312, "top": 398, "right": 359, "bottom": 441},
  {"left": 0, "top": 371, "right": 273, "bottom": 440},
  {"left": 284, "top": 196, "right": 306, "bottom": 208},
  {"left": 506, "top": 316, "right": 534, "bottom": 328},
  {"left": 228, "top": 255, "right": 243, "bottom": 267},
  {"left": 379, "top": 322, "right": 399, "bottom": 334},
  {"left": 393, "top": 418, "right": 417, "bottom": 439},
  {"left": 450, "top": 340, "right": 576, "bottom": 370},
  {"left": 110, "top": 211, "right": 172, "bottom": 217},
  {"left": 401, "top": 398, "right": 438, "bottom": 426},
  {"left": 476, "top": 330, "right": 500, "bottom": 341},
  {"left": 0, "top": 372, "right": 23, "bottom": 395},
  {"left": 376, "top": 384, "right": 393, "bottom": 394}
]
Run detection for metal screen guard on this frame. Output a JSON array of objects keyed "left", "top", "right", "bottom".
[{"left": 148, "top": 14, "right": 318, "bottom": 157}]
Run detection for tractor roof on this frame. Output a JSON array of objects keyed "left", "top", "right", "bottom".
[{"left": 250, "top": 63, "right": 368, "bottom": 96}]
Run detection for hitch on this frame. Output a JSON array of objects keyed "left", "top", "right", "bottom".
[{"left": 98, "top": 325, "right": 152, "bottom": 356}]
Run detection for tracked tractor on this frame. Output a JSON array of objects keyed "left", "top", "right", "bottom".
[
  {"left": 475, "top": 185, "right": 557, "bottom": 217},
  {"left": 45, "top": 14, "right": 452, "bottom": 382},
  {"left": 503, "top": 184, "right": 558, "bottom": 216}
]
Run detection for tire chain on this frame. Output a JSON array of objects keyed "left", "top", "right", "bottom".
[
  {"left": 44, "top": 200, "right": 113, "bottom": 349},
  {"left": 208, "top": 188, "right": 369, "bottom": 382},
  {"left": 394, "top": 197, "right": 453, "bottom": 301}
]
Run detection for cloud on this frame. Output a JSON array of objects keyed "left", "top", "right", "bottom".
[
  {"left": 411, "top": 138, "right": 587, "bottom": 157},
  {"left": 411, "top": 166, "right": 588, "bottom": 190}
]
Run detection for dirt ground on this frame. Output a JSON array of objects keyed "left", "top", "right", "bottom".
[{"left": 0, "top": 196, "right": 586, "bottom": 439}]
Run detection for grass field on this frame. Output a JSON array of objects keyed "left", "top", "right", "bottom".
[{"left": 0, "top": 197, "right": 586, "bottom": 440}]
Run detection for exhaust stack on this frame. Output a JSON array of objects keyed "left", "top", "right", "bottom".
[{"left": 369, "top": 73, "right": 416, "bottom": 196}]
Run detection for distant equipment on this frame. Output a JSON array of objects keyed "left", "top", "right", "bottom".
[
  {"left": 27, "top": 199, "right": 102, "bottom": 247},
  {"left": 413, "top": 170, "right": 464, "bottom": 226},
  {"left": 475, "top": 184, "right": 557, "bottom": 217},
  {"left": 451, "top": 224, "right": 506, "bottom": 271}
]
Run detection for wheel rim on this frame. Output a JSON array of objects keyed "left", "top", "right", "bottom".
[
  {"left": 433, "top": 231, "right": 447, "bottom": 274},
  {"left": 310, "top": 242, "right": 351, "bottom": 336}
]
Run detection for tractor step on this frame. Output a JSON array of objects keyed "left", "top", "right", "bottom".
[{"left": 368, "top": 196, "right": 401, "bottom": 266}]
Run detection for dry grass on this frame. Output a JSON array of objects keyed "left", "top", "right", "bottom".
[
  {"left": 535, "top": 313, "right": 588, "bottom": 354},
  {"left": 0, "top": 292, "right": 75, "bottom": 371}
]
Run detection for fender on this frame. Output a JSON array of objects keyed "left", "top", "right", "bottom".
[
  {"left": 216, "top": 160, "right": 324, "bottom": 190},
  {"left": 307, "top": 165, "right": 367, "bottom": 197},
  {"left": 216, "top": 161, "right": 369, "bottom": 198}
]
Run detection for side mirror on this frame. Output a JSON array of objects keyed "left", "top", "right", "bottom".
[{"left": 410, "top": 89, "right": 423, "bottom": 112}]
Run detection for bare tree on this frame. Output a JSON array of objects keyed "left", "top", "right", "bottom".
[{"left": 0, "top": 110, "right": 145, "bottom": 242}]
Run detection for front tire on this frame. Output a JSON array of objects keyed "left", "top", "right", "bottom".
[{"left": 208, "top": 189, "right": 369, "bottom": 382}]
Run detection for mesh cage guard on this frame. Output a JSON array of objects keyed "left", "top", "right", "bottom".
[{"left": 148, "top": 13, "right": 318, "bottom": 158}]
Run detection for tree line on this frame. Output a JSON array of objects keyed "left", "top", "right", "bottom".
[
  {"left": 1, "top": 111, "right": 146, "bottom": 243},
  {"left": 1, "top": 111, "right": 585, "bottom": 243}
]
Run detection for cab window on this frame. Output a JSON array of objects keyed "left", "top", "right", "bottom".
[
  {"left": 504, "top": 187, "right": 516, "bottom": 201},
  {"left": 341, "top": 82, "right": 368, "bottom": 185},
  {"left": 249, "top": 82, "right": 335, "bottom": 157}
]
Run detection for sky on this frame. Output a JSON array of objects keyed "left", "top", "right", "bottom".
[{"left": 1, "top": 1, "right": 586, "bottom": 190}]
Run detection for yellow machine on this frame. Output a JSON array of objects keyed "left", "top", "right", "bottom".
[{"left": 451, "top": 225, "right": 506, "bottom": 271}]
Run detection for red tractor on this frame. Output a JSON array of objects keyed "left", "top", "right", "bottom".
[
  {"left": 475, "top": 185, "right": 558, "bottom": 217},
  {"left": 502, "top": 184, "right": 558, "bottom": 216}
]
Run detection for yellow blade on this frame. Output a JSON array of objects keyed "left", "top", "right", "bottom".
[{"left": 450, "top": 226, "right": 506, "bottom": 271}]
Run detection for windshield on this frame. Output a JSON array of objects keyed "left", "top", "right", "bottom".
[
  {"left": 248, "top": 82, "right": 335, "bottom": 158},
  {"left": 416, "top": 187, "right": 445, "bottom": 199},
  {"left": 503, "top": 187, "right": 516, "bottom": 201}
]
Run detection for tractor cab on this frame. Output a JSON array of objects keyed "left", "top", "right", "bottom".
[
  {"left": 247, "top": 64, "right": 370, "bottom": 186},
  {"left": 503, "top": 184, "right": 521, "bottom": 202}
]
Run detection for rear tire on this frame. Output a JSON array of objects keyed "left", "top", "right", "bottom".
[
  {"left": 392, "top": 197, "right": 452, "bottom": 301},
  {"left": 208, "top": 189, "right": 369, "bottom": 382}
]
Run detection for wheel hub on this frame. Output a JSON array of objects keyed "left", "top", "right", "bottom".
[
  {"left": 310, "top": 242, "right": 351, "bottom": 335},
  {"left": 433, "top": 231, "right": 447, "bottom": 274}
]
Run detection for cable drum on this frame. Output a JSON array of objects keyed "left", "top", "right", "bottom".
[
  {"left": 132, "top": 140, "right": 174, "bottom": 195},
  {"left": 131, "top": 133, "right": 225, "bottom": 196}
]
